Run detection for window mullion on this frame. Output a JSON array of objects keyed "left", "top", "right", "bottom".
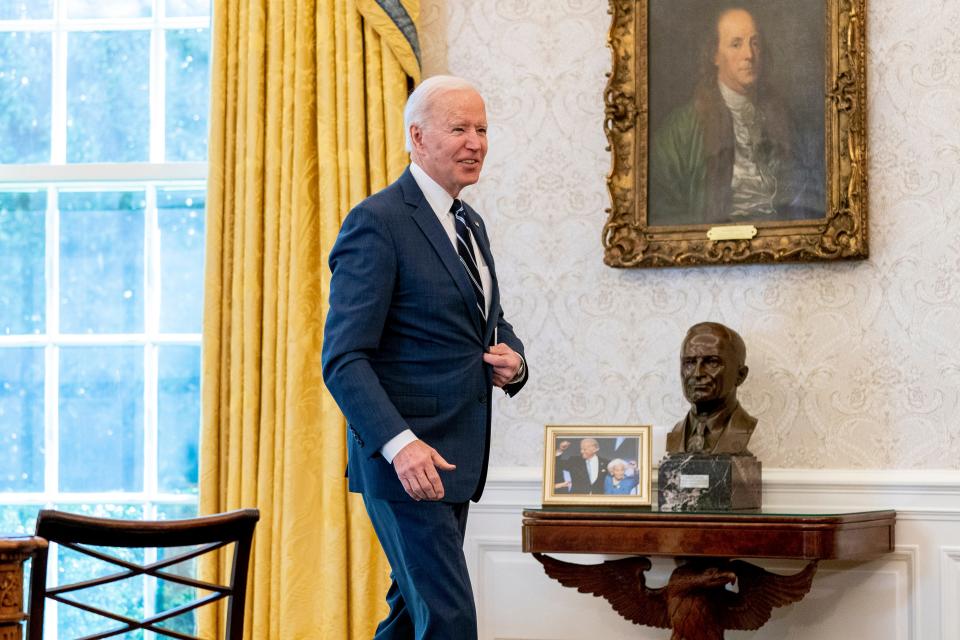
[
  {"left": 143, "top": 186, "right": 159, "bottom": 501},
  {"left": 43, "top": 186, "right": 60, "bottom": 499},
  {"left": 50, "top": 3, "right": 67, "bottom": 164},
  {"left": 151, "top": 5, "right": 165, "bottom": 163}
]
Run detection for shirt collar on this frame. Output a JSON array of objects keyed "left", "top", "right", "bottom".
[
  {"left": 718, "top": 80, "right": 753, "bottom": 112},
  {"left": 410, "top": 162, "right": 455, "bottom": 218},
  {"left": 690, "top": 401, "right": 739, "bottom": 436}
]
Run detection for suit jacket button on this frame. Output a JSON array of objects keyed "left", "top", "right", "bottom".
[{"left": 477, "top": 393, "right": 486, "bottom": 404}]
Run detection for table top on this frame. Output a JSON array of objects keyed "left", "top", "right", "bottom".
[
  {"left": 0, "top": 536, "right": 47, "bottom": 554},
  {"left": 522, "top": 507, "right": 896, "bottom": 560}
]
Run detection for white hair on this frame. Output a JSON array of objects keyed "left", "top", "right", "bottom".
[
  {"left": 404, "top": 75, "right": 480, "bottom": 151},
  {"left": 607, "top": 458, "right": 627, "bottom": 474}
]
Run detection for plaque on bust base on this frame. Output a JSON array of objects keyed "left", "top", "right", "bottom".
[{"left": 658, "top": 453, "right": 761, "bottom": 511}]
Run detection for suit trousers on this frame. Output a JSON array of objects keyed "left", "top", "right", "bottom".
[{"left": 362, "top": 494, "right": 477, "bottom": 640}]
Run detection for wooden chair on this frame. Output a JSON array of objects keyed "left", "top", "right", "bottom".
[{"left": 27, "top": 508, "right": 259, "bottom": 640}]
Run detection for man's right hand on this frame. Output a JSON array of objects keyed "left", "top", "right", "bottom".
[{"left": 392, "top": 440, "right": 456, "bottom": 501}]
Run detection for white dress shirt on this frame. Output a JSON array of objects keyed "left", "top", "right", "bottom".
[
  {"left": 719, "top": 81, "right": 778, "bottom": 218},
  {"left": 587, "top": 455, "right": 599, "bottom": 484}
]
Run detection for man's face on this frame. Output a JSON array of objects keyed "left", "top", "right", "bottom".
[
  {"left": 580, "top": 440, "right": 599, "bottom": 460},
  {"left": 714, "top": 9, "right": 761, "bottom": 95},
  {"left": 409, "top": 88, "right": 488, "bottom": 197},
  {"left": 681, "top": 330, "right": 743, "bottom": 407}
]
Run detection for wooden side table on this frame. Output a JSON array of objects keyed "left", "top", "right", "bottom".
[
  {"left": 522, "top": 508, "right": 895, "bottom": 640},
  {"left": 0, "top": 538, "right": 47, "bottom": 640}
]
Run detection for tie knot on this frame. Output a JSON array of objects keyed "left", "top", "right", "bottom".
[{"left": 450, "top": 199, "right": 463, "bottom": 215}]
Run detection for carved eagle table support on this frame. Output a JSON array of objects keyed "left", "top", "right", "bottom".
[{"left": 534, "top": 553, "right": 817, "bottom": 640}]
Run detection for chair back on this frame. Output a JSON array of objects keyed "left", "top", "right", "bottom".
[{"left": 27, "top": 508, "right": 259, "bottom": 640}]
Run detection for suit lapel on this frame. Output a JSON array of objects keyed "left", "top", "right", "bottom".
[{"left": 401, "top": 170, "right": 484, "bottom": 337}]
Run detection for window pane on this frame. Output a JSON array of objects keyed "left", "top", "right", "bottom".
[
  {"left": 156, "top": 503, "right": 198, "bottom": 520},
  {"left": 158, "top": 346, "right": 199, "bottom": 493},
  {"left": 0, "top": 504, "right": 41, "bottom": 534},
  {"left": 0, "top": 347, "right": 44, "bottom": 492},
  {"left": 67, "top": 31, "right": 150, "bottom": 163},
  {"left": 166, "top": 0, "right": 209, "bottom": 18},
  {"left": 158, "top": 189, "right": 204, "bottom": 332},
  {"left": 59, "top": 347, "right": 143, "bottom": 492},
  {"left": 56, "top": 502, "right": 144, "bottom": 519},
  {"left": 0, "top": 191, "right": 45, "bottom": 335},
  {"left": 0, "top": 32, "right": 52, "bottom": 164},
  {"left": 66, "top": 0, "right": 150, "bottom": 19},
  {"left": 0, "top": 1, "right": 52, "bottom": 19},
  {"left": 165, "top": 29, "right": 210, "bottom": 162},
  {"left": 59, "top": 191, "right": 145, "bottom": 334}
]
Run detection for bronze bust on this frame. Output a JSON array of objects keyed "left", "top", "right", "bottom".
[{"left": 666, "top": 322, "right": 757, "bottom": 456}]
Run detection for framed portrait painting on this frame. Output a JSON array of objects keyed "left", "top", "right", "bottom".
[
  {"left": 603, "top": 0, "right": 868, "bottom": 267},
  {"left": 542, "top": 425, "right": 653, "bottom": 506}
]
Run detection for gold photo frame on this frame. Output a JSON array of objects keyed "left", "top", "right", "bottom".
[
  {"left": 542, "top": 425, "right": 653, "bottom": 506},
  {"left": 603, "top": 0, "right": 868, "bottom": 268}
]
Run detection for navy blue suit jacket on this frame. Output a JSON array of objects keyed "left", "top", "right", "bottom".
[{"left": 322, "top": 167, "right": 527, "bottom": 503}]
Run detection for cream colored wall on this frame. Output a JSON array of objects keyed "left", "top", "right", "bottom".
[{"left": 419, "top": 0, "right": 960, "bottom": 471}]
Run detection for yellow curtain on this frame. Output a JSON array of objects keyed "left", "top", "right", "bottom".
[{"left": 200, "top": 1, "right": 420, "bottom": 638}]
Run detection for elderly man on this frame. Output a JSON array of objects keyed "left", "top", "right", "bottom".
[
  {"left": 560, "top": 438, "right": 609, "bottom": 494},
  {"left": 649, "top": 6, "right": 819, "bottom": 225},
  {"left": 666, "top": 322, "right": 757, "bottom": 455},
  {"left": 322, "top": 75, "right": 528, "bottom": 639}
]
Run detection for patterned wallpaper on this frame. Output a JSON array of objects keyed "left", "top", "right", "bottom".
[{"left": 418, "top": 0, "right": 960, "bottom": 470}]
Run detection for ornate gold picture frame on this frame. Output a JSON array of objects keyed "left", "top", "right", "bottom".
[
  {"left": 542, "top": 425, "right": 653, "bottom": 506},
  {"left": 603, "top": 0, "right": 867, "bottom": 268}
]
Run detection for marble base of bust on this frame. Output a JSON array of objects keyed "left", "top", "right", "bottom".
[{"left": 657, "top": 453, "right": 762, "bottom": 511}]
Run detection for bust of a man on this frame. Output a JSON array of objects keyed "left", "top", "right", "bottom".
[{"left": 666, "top": 322, "right": 757, "bottom": 455}]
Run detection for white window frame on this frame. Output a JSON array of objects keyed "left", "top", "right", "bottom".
[{"left": 0, "top": 3, "right": 211, "bottom": 634}]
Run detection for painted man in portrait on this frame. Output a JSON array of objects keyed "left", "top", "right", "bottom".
[{"left": 649, "top": 5, "right": 822, "bottom": 226}]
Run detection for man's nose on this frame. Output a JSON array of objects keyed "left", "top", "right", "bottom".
[{"left": 464, "top": 129, "right": 482, "bottom": 149}]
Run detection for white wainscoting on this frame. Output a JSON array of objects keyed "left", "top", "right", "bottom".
[{"left": 465, "top": 468, "right": 960, "bottom": 640}]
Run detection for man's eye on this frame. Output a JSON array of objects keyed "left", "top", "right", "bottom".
[{"left": 477, "top": 128, "right": 487, "bottom": 136}]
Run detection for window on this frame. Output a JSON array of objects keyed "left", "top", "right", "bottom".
[{"left": 0, "top": 0, "right": 211, "bottom": 635}]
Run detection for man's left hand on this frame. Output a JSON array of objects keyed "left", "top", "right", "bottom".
[{"left": 483, "top": 343, "right": 523, "bottom": 388}]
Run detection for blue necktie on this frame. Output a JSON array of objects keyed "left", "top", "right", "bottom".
[{"left": 451, "top": 199, "right": 485, "bottom": 322}]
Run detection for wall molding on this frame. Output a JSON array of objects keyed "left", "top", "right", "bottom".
[
  {"left": 941, "top": 547, "right": 960, "bottom": 640},
  {"left": 479, "top": 466, "right": 960, "bottom": 516}
]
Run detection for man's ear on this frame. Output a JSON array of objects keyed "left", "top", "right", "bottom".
[
  {"left": 736, "top": 365, "right": 749, "bottom": 386},
  {"left": 409, "top": 124, "right": 424, "bottom": 153}
]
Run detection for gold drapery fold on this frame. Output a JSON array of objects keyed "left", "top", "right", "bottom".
[{"left": 200, "top": 1, "right": 418, "bottom": 637}]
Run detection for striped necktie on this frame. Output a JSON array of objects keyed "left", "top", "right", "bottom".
[{"left": 451, "top": 199, "right": 485, "bottom": 322}]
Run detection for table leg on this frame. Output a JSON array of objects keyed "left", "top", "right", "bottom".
[
  {"left": 534, "top": 553, "right": 817, "bottom": 640},
  {"left": 0, "top": 538, "right": 47, "bottom": 640}
]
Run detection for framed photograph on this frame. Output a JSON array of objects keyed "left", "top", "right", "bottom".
[
  {"left": 603, "top": 0, "right": 868, "bottom": 267},
  {"left": 542, "top": 425, "right": 653, "bottom": 506}
]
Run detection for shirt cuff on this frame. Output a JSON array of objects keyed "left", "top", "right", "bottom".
[
  {"left": 507, "top": 355, "right": 526, "bottom": 385},
  {"left": 380, "top": 429, "right": 418, "bottom": 464}
]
